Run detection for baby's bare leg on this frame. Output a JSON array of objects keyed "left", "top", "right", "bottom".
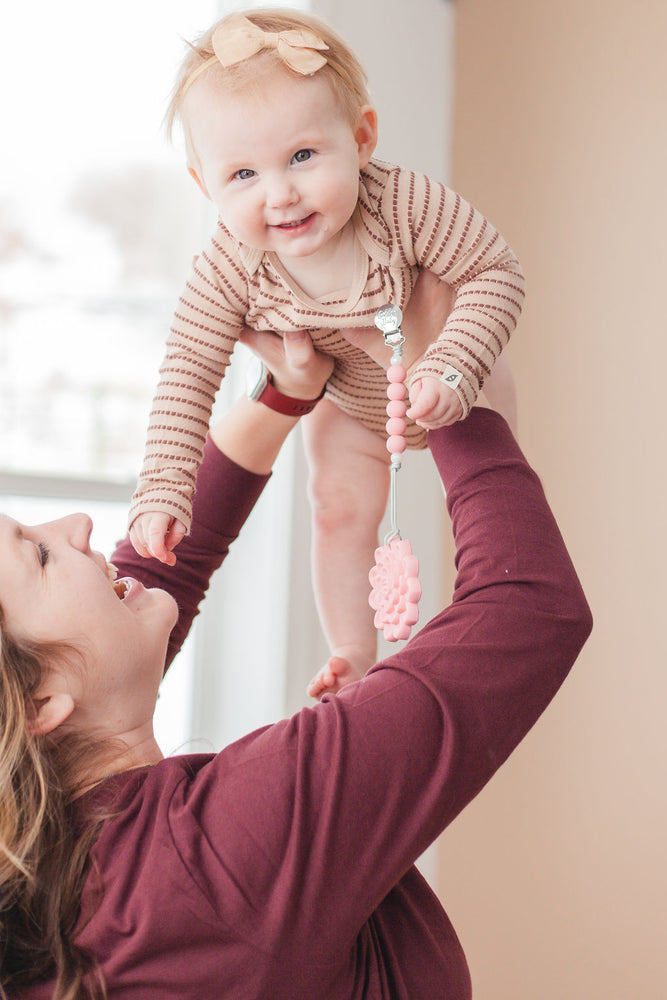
[{"left": 301, "top": 398, "right": 390, "bottom": 699}]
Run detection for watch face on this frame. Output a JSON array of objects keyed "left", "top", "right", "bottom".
[{"left": 245, "top": 356, "right": 268, "bottom": 400}]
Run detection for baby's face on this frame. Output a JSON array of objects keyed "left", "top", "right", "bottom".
[{"left": 184, "top": 68, "right": 375, "bottom": 271}]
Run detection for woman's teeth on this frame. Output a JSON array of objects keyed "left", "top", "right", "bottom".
[{"left": 106, "top": 563, "right": 129, "bottom": 600}]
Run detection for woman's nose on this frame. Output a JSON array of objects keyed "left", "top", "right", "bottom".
[{"left": 59, "top": 513, "right": 94, "bottom": 552}]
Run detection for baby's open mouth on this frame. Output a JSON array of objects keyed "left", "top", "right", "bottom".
[{"left": 277, "top": 214, "right": 313, "bottom": 229}]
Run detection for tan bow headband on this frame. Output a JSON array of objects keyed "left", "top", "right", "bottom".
[{"left": 182, "top": 16, "right": 330, "bottom": 96}]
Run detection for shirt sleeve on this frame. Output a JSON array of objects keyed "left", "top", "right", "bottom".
[
  {"left": 128, "top": 225, "right": 250, "bottom": 532},
  {"left": 167, "top": 409, "right": 592, "bottom": 968},
  {"left": 389, "top": 169, "right": 526, "bottom": 415},
  {"left": 112, "top": 434, "right": 270, "bottom": 671}
]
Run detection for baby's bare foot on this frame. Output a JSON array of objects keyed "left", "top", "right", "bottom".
[{"left": 307, "top": 655, "right": 365, "bottom": 701}]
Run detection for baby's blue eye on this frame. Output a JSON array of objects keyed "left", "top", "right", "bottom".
[
  {"left": 234, "top": 168, "right": 255, "bottom": 181},
  {"left": 292, "top": 149, "right": 313, "bottom": 164}
]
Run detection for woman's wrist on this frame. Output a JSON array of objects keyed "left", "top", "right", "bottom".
[
  {"left": 211, "top": 329, "right": 333, "bottom": 473},
  {"left": 246, "top": 359, "right": 325, "bottom": 415}
]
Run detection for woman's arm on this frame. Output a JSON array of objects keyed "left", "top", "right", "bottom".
[
  {"left": 183, "top": 407, "right": 592, "bottom": 965},
  {"left": 111, "top": 331, "right": 333, "bottom": 670}
]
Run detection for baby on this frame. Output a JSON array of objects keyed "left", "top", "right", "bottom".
[{"left": 129, "top": 8, "right": 525, "bottom": 698}]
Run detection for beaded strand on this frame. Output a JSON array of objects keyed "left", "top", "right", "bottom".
[{"left": 368, "top": 305, "right": 421, "bottom": 641}]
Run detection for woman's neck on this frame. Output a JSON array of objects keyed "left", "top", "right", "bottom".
[{"left": 71, "top": 727, "right": 163, "bottom": 799}]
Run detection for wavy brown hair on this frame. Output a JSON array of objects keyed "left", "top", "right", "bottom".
[{"left": 0, "top": 611, "right": 115, "bottom": 999}]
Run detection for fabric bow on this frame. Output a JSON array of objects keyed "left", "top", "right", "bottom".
[{"left": 211, "top": 16, "right": 329, "bottom": 76}]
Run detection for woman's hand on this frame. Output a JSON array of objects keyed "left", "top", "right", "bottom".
[
  {"left": 239, "top": 328, "right": 334, "bottom": 400},
  {"left": 210, "top": 330, "right": 334, "bottom": 475}
]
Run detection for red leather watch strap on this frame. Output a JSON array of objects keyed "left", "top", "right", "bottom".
[{"left": 257, "top": 374, "right": 325, "bottom": 416}]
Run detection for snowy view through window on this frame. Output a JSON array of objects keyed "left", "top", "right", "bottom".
[{"left": 0, "top": 1, "right": 222, "bottom": 482}]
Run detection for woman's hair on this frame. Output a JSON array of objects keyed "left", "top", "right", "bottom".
[
  {"left": 165, "top": 7, "right": 372, "bottom": 138},
  {"left": 0, "top": 613, "right": 111, "bottom": 1000}
]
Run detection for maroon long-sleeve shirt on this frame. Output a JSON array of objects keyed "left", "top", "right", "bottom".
[{"left": 24, "top": 410, "right": 591, "bottom": 999}]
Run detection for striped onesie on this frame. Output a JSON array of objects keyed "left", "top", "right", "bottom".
[{"left": 129, "top": 158, "right": 525, "bottom": 530}]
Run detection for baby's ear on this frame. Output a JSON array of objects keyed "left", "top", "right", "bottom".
[
  {"left": 355, "top": 105, "right": 378, "bottom": 168},
  {"left": 187, "top": 166, "right": 211, "bottom": 200},
  {"left": 30, "top": 692, "right": 75, "bottom": 736}
]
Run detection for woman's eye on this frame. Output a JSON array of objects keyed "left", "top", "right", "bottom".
[
  {"left": 234, "top": 168, "right": 255, "bottom": 181},
  {"left": 292, "top": 149, "right": 313, "bottom": 164},
  {"left": 37, "top": 542, "right": 50, "bottom": 567}
]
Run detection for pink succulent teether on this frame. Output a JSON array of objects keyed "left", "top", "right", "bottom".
[
  {"left": 369, "top": 305, "right": 421, "bottom": 641},
  {"left": 369, "top": 537, "right": 421, "bottom": 641}
]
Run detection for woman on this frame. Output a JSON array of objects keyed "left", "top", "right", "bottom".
[{"left": 0, "top": 281, "right": 591, "bottom": 999}]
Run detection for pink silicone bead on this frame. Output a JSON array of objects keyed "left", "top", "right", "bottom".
[
  {"left": 387, "top": 435, "right": 407, "bottom": 453},
  {"left": 387, "top": 364, "right": 407, "bottom": 383},
  {"left": 386, "top": 417, "right": 406, "bottom": 436},
  {"left": 386, "top": 399, "right": 406, "bottom": 418},
  {"left": 387, "top": 382, "right": 407, "bottom": 400}
]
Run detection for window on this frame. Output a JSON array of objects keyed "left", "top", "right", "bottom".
[
  {"left": 0, "top": 0, "right": 223, "bottom": 483},
  {"left": 0, "top": 0, "right": 311, "bottom": 752}
]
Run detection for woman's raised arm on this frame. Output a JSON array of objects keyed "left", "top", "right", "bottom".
[{"left": 111, "top": 330, "right": 334, "bottom": 669}]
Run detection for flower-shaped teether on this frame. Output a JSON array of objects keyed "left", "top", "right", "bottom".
[{"left": 369, "top": 537, "right": 421, "bottom": 641}]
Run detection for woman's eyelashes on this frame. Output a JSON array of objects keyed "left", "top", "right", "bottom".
[{"left": 37, "top": 541, "right": 50, "bottom": 567}]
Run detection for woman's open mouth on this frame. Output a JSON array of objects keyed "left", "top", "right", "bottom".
[{"left": 107, "top": 562, "right": 130, "bottom": 600}]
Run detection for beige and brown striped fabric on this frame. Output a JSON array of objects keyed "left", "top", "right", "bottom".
[{"left": 130, "top": 159, "right": 525, "bottom": 530}]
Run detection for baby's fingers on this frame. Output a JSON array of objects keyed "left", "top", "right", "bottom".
[
  {"left": 129, "top": 522, "right": 152, "bottom": 560},
  {"left": 164, "top": 519, "right": 187, "bottom": 562},
  {"left": 406, "top": 379, "right": 439, "bottom": 421},
  {"left": 143, "top": 514, "right": 178, "bottom": 565},
  {"left": 407, "top": 377, "right": 464, "bottom": 428}
]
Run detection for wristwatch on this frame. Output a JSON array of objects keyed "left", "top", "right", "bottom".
[{"left": 245, "top": 357, "right": 324, "bottom": 416}]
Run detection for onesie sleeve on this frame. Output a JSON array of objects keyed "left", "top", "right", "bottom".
[
  {"left": 113, "top": 434, "right": 270, "bottom": 671},
  {"left": 128, "top": 223, "right": 250, "bottom": 532},
  {"left": 390, "top": 168, "right": 526, "bottom": 415},
  {"left": 167, "top": 410, "right": 592, "bottom": 972}
]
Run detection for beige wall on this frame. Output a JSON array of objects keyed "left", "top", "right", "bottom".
[{"left": 438, "top": 1, "right": 667, "bottom": 998}]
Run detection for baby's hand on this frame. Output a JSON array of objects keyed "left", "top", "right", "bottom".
[
  {"left": 407, "top": 376, "right": 463, "bottom": 429},
  {"left": 129, "top": 512, "right": 187, "bottom": 566}
]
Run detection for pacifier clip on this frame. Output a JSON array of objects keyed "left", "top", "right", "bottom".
[{"left": 368, "top": 305, "right": 421, "bottom": 641}]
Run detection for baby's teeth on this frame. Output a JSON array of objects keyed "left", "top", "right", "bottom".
[{"left": 107, "top": 562, "right": 118, "bottom": 583}]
